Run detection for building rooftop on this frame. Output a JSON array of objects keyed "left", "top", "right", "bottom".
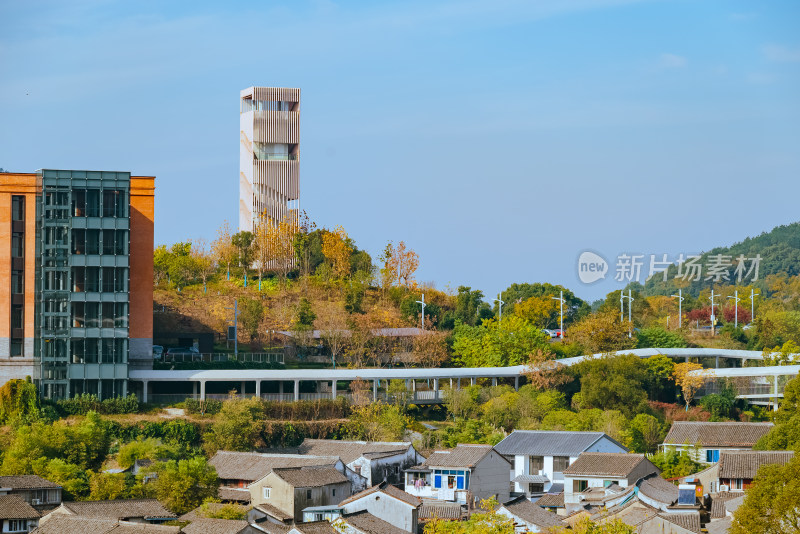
[
  {"left": 210, "top": 451, "right": 339, "bottom": 482},
  {"left": 287, "top": 521, "right": 339, "bottom": 534},
  {"left": 563, "top": 453, "right": 655, "bottom": 478},
  {"left": 339, "top": 481, "right": 421, "bottom": 508},
  {"left": 56, "top": 499, "right": 176, "bottom": 520},
  {"left": 423, "top": 444, "right": 505, "bottom": 469},
  {"left": 535, "top": 493, "right": 565, "bottom": 508},
  {"left": 181, "top": 518, "right": 250, "bottom": 534},
  {"left": 297, "top": 439, "right": 413, "bottom": 465},
  {"left": 344, "top": 510, "right": 409, "bottom": 534},
  {"left": 0, "top": 494, "right": 40, "bottom": 519},
  {"left": 710, "top": 492, "right": 743, "bottom": 519},
  {"left": 0, "top": 474, "right": 61, "bottom": 490},
  {"left": 717, "top": 450, "right": 794, "bottom": 480},
  {"left": 662, "top": 421, "right": 774, "bottom": 448},
  {"left": 32, "top": 517, "right": 180, "bottom": 534},
  {"left": 499, "top": 495, "right": 564, "bottom": 529},
  {"left": 271, "top": 466, "right": 348, "bottom": 488},
  {"left": 418, "top": 501, "right": 464, "bottom": 521},
  {"left": 494, "top": 430, "right": 627, "bottom": 457},
  {"left": 638, "top": 475, "right": 680, "bottom": 505}
]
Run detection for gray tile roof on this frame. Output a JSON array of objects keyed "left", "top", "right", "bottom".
[
  {"left": 297, "top": 439, "right": 412, "bottom": 465},
  {"left": 179, "top": 502, "right": 250, "bottom": 522},
  {"left": 499, "top": 495, "right": 564, "bottom": 529},
  {"left": 662, "top": 422, "right": 774, "bottom": 448},
  {"left": 287, "top": 521, "right": 339, "bottom": 534},
  {"left": 344, "top": 511, "right": 408, "bottom": 534},
  {"left": 423, "top": 444, "right": 503, "bottom": 468},
  {"left": 272, "top": 466, "right": 348, "bottom": 488},
  {"left": 710, "top": 492, "right": 742, "bottom": 519},
  {"left": 0, "top": 475, "right": 60, "bottom": 490},
  {"left": 210, "top": 451, "right": 340, "bottom": 482},
  {"left": 32, "top": 517, "right": 179, "bottom": 534},
  {"left": 58, "top": 499, "right": 176, "bottom": 520},
  {"left": 182, "top": 518, "right": 249, "bottom": 534},
  {"left": 658, "top": 513, "right": 702, "bottom": 534},
  {"left": 218, "top": 487, "right": 251, "bottom": 502},
  {"left": 563, "top": 453, "right": 655, "bottom": 478},
  {"left": 717, "top": 450, "right": 794, "bottom": 479},
  {"left": 638, "top": 475, "right": 679, "bottom": 505},
  {"left": 705, "top": 517, "right": 733, "bottom": 534},
  {"left": 514, "top": 474, "right": 550, "bottom": 484},
  {"left": 534, "top": 493, "right": 564, "bottom": 508},
  {"left": 419, "top": 502, "right": 464, "bottom": 520},
  {"left": 254, "top": 502, "right": 294, "bottom": 522},
  {"left": 0, "top": 494, "right": 40, "bottom": 519},
  {"left": 339, "top": 481, "right": 421, "bottom": 507},
  {"left": 494, "top": 430, "right": 627, "bottom": 456}
]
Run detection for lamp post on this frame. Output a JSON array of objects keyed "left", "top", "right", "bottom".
[
  {"left": 751, "top": 288, "right": 759, "bottom": 323},
  {"left": 727, "top": 290, "right": 741, "bottom": 329},
  {"left": 416, "top": 294, "right": 426, "bottom": 330},
  {"left": 709, "top": 290, "right": 718, "bottom": 336},
  {"left": 551, "top": 291, "right": 565, "bottom": 339},
  {"left": 225, "top": 298, "right": 239, "bottom": 357},
  {"left": 620, "top": 290, "right": 634, "bottom": 337},
  {"left": 671, "top": 289, "right": 684, "bottom": 328},
  {"left": 494, "top": 293, "right": 505, "bottom": 323}
]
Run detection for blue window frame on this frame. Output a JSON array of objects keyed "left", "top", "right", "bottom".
[
  {"left": 706, "top": 450, "right": 720, "bottom": 463},
  {"left": 434, "top": 475, "right": 441, "bottom": 488}
]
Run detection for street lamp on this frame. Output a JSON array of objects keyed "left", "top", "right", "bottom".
[
  {"left": 751, "top": 289, "right": 759, "bottom": 323},
  {"left": 709, "top": 290, "right": 718, "bottom": 336},
  {"left": 494, "top": 293, "right": 505, "bottom": 323},
  {"left": 728, "top": 290, "right": 741, "bottom": 329},
  {"left": 671, "top": 289, "right": 684, "bottom": 328},
  {"left": 620, "top": 289, "right": 634, "bottom": 337},
  {"left": 416, "top": 294, "right": 426, "bottom": 330},
  {"left": 551, "top": 291, "right": 565, "bottom": 339}
]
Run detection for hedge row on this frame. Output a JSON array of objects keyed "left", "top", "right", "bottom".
[{"left": 57, "top": 393, "right": 140, "bottom": 416}]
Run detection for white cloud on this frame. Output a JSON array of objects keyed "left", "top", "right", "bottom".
[
  {"left": 762, "top": 44, "right": 800, "bottom": 63},
  {"left": 660, "top": 53, "right": 687, "bottom": 68}
]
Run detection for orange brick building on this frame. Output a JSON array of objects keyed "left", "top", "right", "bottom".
[{"left": 0, "top": 170, "right": 154, "bottom": 399}]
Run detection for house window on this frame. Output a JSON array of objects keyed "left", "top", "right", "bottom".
[
  {"left": 394, "top": 466, "right": 400, "bottom": 475},
  {"left": 307, "top": 489, "right": 312, "bottom": 499},
  {"left": 8, "top": 520, "right": 27, "bottom": 532},
  {"left": 731, "top": 479, "right": 743, "bottom": 491},
  {"left": 529, "top": 483, "right": 544, "bottom": 493},
  {"left": 263, "top": 487, "right": 271, "bottom": 499},
  {"left": 553, "top": 456, "right": 570, "bottom": 472},
  {"left": 332, "top": 489, "right": 336, "bottom": 497},
  {"left": 603, "top": 480, "right": 620, "bottom": 488},
  {"left": 529, "top": 456, "right": 544, "bottom": 473},
  {"left": 574, "top": 480, "right": 588, "bottom": 493},
  {"left": 706, "top": 450, "right": 720, "bottom": 463}
]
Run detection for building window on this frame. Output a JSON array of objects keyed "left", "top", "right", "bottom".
[
  {"left": 731, "top": 479, "right": 743, "bottom": 491},
  {"left": 11, "top": 233, "right": 24, "bottom": 257},
  {"left": 529, "top": 483, "right": 544, "bottom": 493},
  {"left": 11, "top": 271, "right": 23, "bottom": 294},
  {"left": 529, "top": 456, "right": 544, "bottom": 473},
  {"left": 8, "top": 519, "right": 27, "bottom": 532},
  {"left": 706, "top": 450, "right": 720, "bottom": 463},
  {"left": 332, "top": 489, "right": 336, "bottom": 497},
  {"left": 553, "top": 456, "right": 570, "bottom": 472},
  {"left": 306, "top": 489, "right": 312, "bottom": 499},
  {"left": 12, "top": 195, "right": 25, "bottom": 221},
  {"left": 263, "top": 487, "right": 271, "bottom": 499},
  {"left": 574, "top": 480, "right": 588, "bottom": 493}
]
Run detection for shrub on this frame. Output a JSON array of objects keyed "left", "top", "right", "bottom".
[
  {"left": 58, "top": 394, "right": 139, "bottom": 416},
  {"left": 184, "top": 399, "right": 223, "bottom": 415}
]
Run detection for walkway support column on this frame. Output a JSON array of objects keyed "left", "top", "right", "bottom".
[
  {"left": 470, "top": 377, "right": 476, "bottom": 386},
  {"left": 774, "top": 376, "right": 779, "bottom": 412},
  {"left": 255, "top": 380, "right": 261, "bottom": 399},
  {"left": 373, "top": 379, "right": 378, "bottom": 401},
  {"left": 715, "top": 356, "right": 719, "bottom": 368},
  {"left": 192, "top": 381, "right": 197, "bottom": 400},
  {"left": 294, "top": 380, "right": 300, "bottom": 402},
  {"left": 241, "top": 381, "right": 246, "bottom": 397},
  {"left": 492, "top": 377, "right": 497, "bottom": 387},
  {"left": 142, "top": 380, "right": 148, "bottom": 403},
  {"left": 514, "top": 376, "right": 520, "bottom": 391},
  {"left": 200, "top": 381, "right": 206, "bottom": 401},
  {"left": 433, "top": 379, "right": 439, "bottom": 399},
  {"left": 332, "top": 380, "right": 337, "bottom": 400}
]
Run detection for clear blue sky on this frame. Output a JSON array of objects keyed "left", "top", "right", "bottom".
[{"left": 2, "top": 0, "right": 799, "bottom": 302}]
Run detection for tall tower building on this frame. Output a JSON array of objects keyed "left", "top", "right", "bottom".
[{"left": 239, "top": 87, "right": 300, "bottom": 232}]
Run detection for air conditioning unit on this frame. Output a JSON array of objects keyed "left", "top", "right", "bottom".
[
  {"left": 31, "top": 499, "right": 41, "bottom": 505},
  {"left": 719, "top": 485, "right": 729, "bottom": 492}
]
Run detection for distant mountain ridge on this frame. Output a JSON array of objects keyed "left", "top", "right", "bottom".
[{"left": 640, "top": 221, "right": 800, "bottom": 297}]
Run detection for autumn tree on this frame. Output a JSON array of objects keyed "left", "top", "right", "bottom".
[
  {"left": 320, "top": 315, "right": 349, "bottom": 369},
  {"left": 231, "top": 231, "right": 254, "bottom": 272},
  {"left": 150, "top": 457, "right": 219, "bottom": 514},
  {"left": 254, "top": 214, "right": 299, "bottom": 283},
  {"left": 384, "top": 241, "right": 419, "bottom": 286},
  {"left": 424, "top": 499, "right": 514, "bottom": 533},
  {"left": 452, "top": 316, "right": 549, "bottom": 367},
  {"left": 322, "top": 226, "right": 353, "bottom": 279},
  {"left": 525, "top": 349, "right": 571, "bottom": 390},
  {"left": 191, "top": 237, "right": 216, "bottom": 293},
  {"left": 412, "top": 330, "right": 449, "bottom": 368},
  {"left": 514, "top": 296, "right": 561, "bottom": 328},
  {"left": 291, "top": 211, "right": 317, "bottom": 278},
  {"left": 211, "top": 221, "right": 237, "bottom": 280},
  {"left": 672, "top": 362, "right": 708, "bottom": 410},
  {"left": 568, "top": 310, "right": 636, "bottom": 354}
]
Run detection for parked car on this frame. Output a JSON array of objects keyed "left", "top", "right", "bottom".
[
  {"left": 152, "top": 345, "right": 164, "bottom": 359},
  {"left": 166, "top": 347, "right": 200, "bottom": 355},
  {"left": 552, "top": 329, "right": 564, "bottom": 338},
  {"left": 542, "top": 329, "right": 557, "bottom": 338}
]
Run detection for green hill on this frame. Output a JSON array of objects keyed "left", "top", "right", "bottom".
[{"left": 640, "top": 221, "right": 800, "bottom": 297}]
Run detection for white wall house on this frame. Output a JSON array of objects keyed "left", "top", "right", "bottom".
[
  {"left": 298, "top": 440, "right": 423, "bottom": 487},
  {"left": 493, "top": 430, "right": 628, "bottom": 497},
  {"left": 659, "top": 422, "right": 773, "bottom": 464},
  {"left": 562, "top": 453, "right": 659, "bottom": 513},
  {"left": 338, "top": 481, "right": 421, "bottom": 533}
]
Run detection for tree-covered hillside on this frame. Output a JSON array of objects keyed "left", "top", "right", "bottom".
[{"left": 641, "top": 221, "right": 800, "bottom": 297}]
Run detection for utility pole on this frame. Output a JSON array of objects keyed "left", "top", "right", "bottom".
[
  {"left": 671, "top": 289, "right": 684, "bottom": 328},
  {"left": 620, "top": 290, "right": 634, "bottom": 337},
  {"left": 494, "top": 293, "right": 505, "bottom": 323},
  {"left": 225, "top": 299, "right": 240, "bottom": 357},
  {"left": 751, "top": 288, "right": 759, "bottom": 323},
  {"left": 416, "top": 294, "right": 426, "bottom": 330},
  {"left": 709, "top": 290, "right": 718, "bottom": 336},
  {"left": 727, "top": 290, "right": 741, "bottom": 328},
  {"left": 551, "top": 291, "right": 565, "bottom": 339}
]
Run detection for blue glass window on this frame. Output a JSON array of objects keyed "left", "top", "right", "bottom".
[
  {"left": 706, "top": 450, "right": 720, "bottom": 463},
  {"left": 434, "top": 475, "right": 441, "bottom": 488}
]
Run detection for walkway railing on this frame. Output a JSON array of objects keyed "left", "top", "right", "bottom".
[{"left": 159, "top": 352, "right": 284, "bottom": 364}]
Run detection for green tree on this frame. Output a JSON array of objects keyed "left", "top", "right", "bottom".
[
  {"left": 204, "top": 397, "right": 265, "bottom": 454},
  {"left": 347, "top": 404, "right": 409, "bottom": 442},
  {"left": 294, "top": 298, "right": 316, "bottom": 330},
  {"left": 574, "top": 355, "right": 650, "bottom": 417},
  {"left": 755, "top": 375, "right": 800, "bottom": 450},
  {"left": 699, "top": 381, "right": 737, "bottom": 420},
  {"left": 499, "top": 283, "right": 590, "bottom": 326},
  {"left": 117, "top": 437, "right": 177, "bottom": 470},
  {"left": 239, "top": 297, "right": 264, "bottom": 341},
  {"left": 32, "top": 458, "right": 90, "bottom": 500},
  {"left": 452, "top": 316, "right": 549, "bottom": 367},
  {"left": 636, "top": 327, "right": 687, "bottom": 349},
  {"left": 197, "top": 502, "right": 248, "bottom": 520},
  {"left": 648, "top": 448, "right": 704, "bottom": 478},
  {"left": 0, "top": 378, "right": 41, "bottom": 426},
  {"left": 231, "top": 231, "right": 254, "bottom": 271},
  {"left": 424, "top": 499, "right": 514, "bottom": 533},
  {"left": 730, "top": 453, "right": 800, "bottom": 534},
  {"left": 150, "top": 457, "right": 219, "bottom": 514},
  {"left": 643, "top": 354, "right": 676, "bottom": 402},
  {"left": 89, "top": 471, "right": 130, "bottom": 500},
  {"left": 568, "top": 310, "right": 637, "bottom": 354},
  {"left": 626, "top": 414, "right": 665, "bottom": 453}
]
